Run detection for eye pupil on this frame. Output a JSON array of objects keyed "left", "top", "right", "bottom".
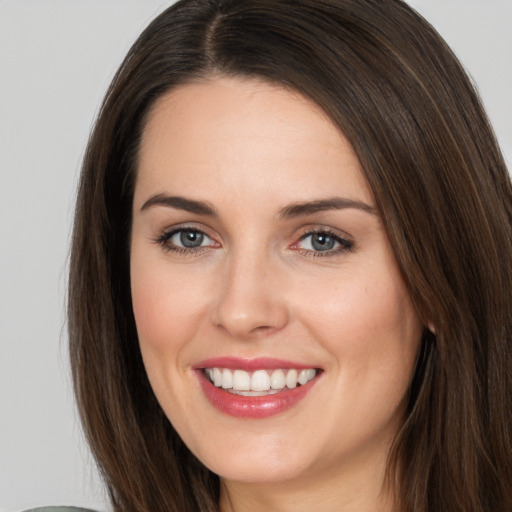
[
  {"left": 180, "top": 230, "right": 204, "bottom": 248},
  {"left": 311, "top": 233, "right": 335, "bottom": 251}
]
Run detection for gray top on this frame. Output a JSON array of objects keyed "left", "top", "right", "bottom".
[{"left": 24, "top": 508, "right": 96, "bottom": 512}]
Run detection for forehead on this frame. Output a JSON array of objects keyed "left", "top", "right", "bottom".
[{"left": 135, "top": 76, "right": 372, "bottom": 209}]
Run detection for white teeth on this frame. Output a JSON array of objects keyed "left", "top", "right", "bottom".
[
  {"left": 213, "top": 368, "right": 222, "bottom": 387},
  {"left": 233, "top": 369, "right": 251, "bottom": 391},
  {"left": 298, "top": 368, "right": 316, "bottom": 385},
  {"left": 286, "top": 369, "right": 298, "bottom": 389},
  {"left": 251, "top": 370, "right": 270, "bottom": 391},
  {"left": 270, "top": 369, "right": 286, "bottom": 390},
  {"left": 205, "top": 367, "right": 318, "bottom": 392},
  {"left": 221, "top": 368, "right": 233, "bottom": 389},
  {"left": 229, "top": 389, "right": 281, "bottom": 396}
]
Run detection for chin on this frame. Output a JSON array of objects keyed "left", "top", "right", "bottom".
[
  {"left": 208, "top": 455, "right": 310, "bottom": 484},
  {"left": 178, "top": 421, "right": 312, "bottom": 484}
]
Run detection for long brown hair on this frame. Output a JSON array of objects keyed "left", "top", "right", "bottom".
[{"left": 68, "top": 1, "right": 512, "bottom": 510}]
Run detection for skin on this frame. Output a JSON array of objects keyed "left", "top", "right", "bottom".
[{"left": 130, "top": 76, "right": 424, "bottom": 512}]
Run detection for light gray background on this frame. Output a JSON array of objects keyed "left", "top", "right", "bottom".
[{"left": 0, "top": 1, "right": 510, "bottom": 511}]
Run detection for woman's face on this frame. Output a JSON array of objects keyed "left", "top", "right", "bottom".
[{"left": 130, "top": 77, "right": 423, "bottom": 489}]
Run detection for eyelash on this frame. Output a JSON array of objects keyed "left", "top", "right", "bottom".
[
  {"left": 153, "top": 226, "right": 354, "bottom": 257},
  {"left": 295, "top": 228, "right": 354, "bottom": 258},
  {"left": 153, "top": 226, "right": 216, "bottom": 255}
]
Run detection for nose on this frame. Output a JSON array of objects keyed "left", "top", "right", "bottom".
[{"left": 211, "top": 250, "right": 290, "bottom": 340}]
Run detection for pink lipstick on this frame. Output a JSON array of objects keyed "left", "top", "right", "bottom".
[{"left": 194, "top": 357, "right": 321, "bottom": 418}]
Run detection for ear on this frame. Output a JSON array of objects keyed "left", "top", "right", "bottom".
[{"left": 426, "top": 322, "right": 436, "bottom": 335}]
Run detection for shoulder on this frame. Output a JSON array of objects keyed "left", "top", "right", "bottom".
[{"left": 24, "top": 508, "right": 97, "bottom": 512}]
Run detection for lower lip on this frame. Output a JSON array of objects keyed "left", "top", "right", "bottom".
[{"left": 197, "top": 371, "right": 320, "bottom": 418}]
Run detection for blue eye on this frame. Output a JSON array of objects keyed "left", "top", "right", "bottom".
[
  {"left": 156, "top": 228, "right": 216, "bottom": 253},
  {"left": 297, "top": 231, "right": 353, "bottom": 255},
  {"left": 171, "top": 229, "right": 206, "bottom": 248}
]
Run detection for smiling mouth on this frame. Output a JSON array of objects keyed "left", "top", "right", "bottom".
[{"left": 203, "top": 367, "right": 319, "bottom": 396}]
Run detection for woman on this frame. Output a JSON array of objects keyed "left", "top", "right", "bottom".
[{"left": 67, "top": 0, "right": 512, "bottom": 511}]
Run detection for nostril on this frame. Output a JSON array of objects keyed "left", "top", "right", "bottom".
[{"left": 211, "top": 298, "right": 289, "bottom": 339}]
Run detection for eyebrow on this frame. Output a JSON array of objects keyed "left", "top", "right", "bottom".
[
  {"left": 278, "top": 197, "right": 376, "bottom": 218},
  {"left": 140, "top": 193, "right": 376, "bottom": 218},
  {"left": 140, "top": 194, "right": 217, "bottom": 216}
]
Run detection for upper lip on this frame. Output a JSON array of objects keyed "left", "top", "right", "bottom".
[{"left": 194, "top": 357, "right": 320, "bottom": 371}]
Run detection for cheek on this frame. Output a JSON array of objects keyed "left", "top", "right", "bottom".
[
  {"left": 296, "top": 262, "right": 421, "bottom": 374},
  {"left": 295, "top": 267, "right": 422, "bottom": 444},
  {"left": 130, "top": 253, "right": 209, "bottom": 359}
]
